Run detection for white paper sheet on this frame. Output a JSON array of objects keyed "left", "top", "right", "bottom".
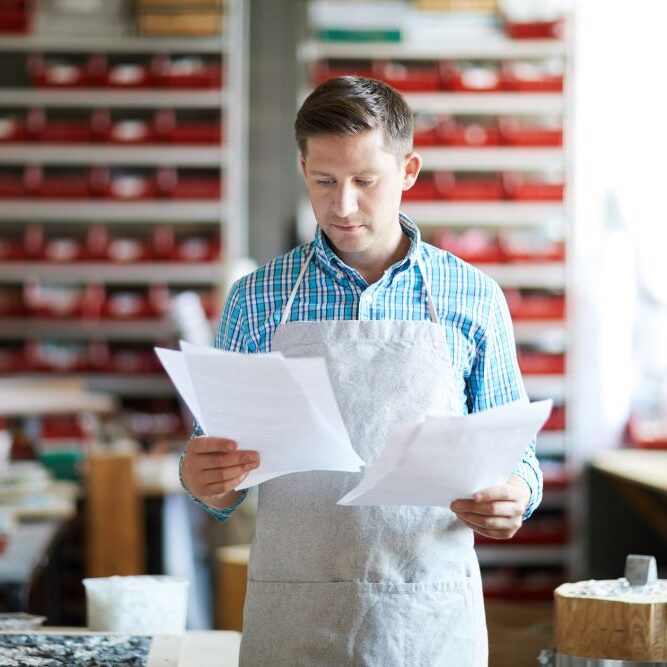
[
  {"left": 155, "top": 343, "right": 363, "bottom": 489},
  {"left": 337, "top": 399, "right": 552, "bottom": 507}
]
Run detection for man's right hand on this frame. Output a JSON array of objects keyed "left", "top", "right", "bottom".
[{"left": 181, "top": 437, "right": 260, "bottom": 510}]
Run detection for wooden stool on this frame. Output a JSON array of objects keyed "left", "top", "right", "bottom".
[{"left": 215, "top": 545, "right": 250, "bottom": 631}]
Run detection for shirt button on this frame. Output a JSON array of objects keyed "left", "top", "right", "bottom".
[{"left": 336, "top": 272, "right": 343, "bottom": 280}]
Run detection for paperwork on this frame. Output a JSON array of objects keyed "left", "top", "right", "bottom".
[
  {"left": 338, "top": 400, "right": 552, "bottom": 507},
  {"left": 155, "top": 342, "right": 362, "bottom": 489}
]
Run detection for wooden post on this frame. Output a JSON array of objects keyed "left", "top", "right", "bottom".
[
  {"left": 215, "top": 545, "right": 250, "bottom": 631},
  {"left": 85, "top": 451, "right": 144, "bottom": 577}
]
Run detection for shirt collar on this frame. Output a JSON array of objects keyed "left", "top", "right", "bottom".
[{"left": 312, "top": 212, "right": 422, "bottom": 280}]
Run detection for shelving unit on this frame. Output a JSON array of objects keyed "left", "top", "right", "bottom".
[
  {"left": 299, "top": 2, "right": 574, "bottom": 602},
  {"left": 0, "top": 1, "right": 248, "bottom": 428}
]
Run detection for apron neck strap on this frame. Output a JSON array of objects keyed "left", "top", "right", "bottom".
[
  {"left": 280, "top": 248, "right": 315, "bottom": 325},
  {"left": 415, "top": 253, "right": 440, "bottom": 325},
  {"left": 280, "top": 246, "right": 440, "bottom": 325}
]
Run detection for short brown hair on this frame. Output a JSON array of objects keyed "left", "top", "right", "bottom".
[{"left": 295, "top": 76, "right": 414, "bottom": 158}]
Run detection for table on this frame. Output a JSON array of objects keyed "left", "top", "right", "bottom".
[
  {"left": 588, "top": 449, "right": 667, "bottom": 579},
  {"left": 0, "top": 629, "right": 241, "bottom": 666}
]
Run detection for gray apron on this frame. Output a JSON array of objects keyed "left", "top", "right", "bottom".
[{"left": 240, "top": 249, "right": 488, "bottom": 667}]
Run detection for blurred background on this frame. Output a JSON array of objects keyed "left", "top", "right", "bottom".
[{"left": 0, "top": 1, "right": 665, "bottom": 664}]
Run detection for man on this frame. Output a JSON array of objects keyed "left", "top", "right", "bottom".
[{"left": 181, "top": 76, "right": 542, "bottom": 666}]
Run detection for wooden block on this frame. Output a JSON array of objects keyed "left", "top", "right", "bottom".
[
  {"left": 137, "top": 12, "right": 223, "bottom": 36},
  {"left": 555, "top": 585, "right": 667, "bottom": 661},
  {"left": 85, "top": 451, "right": 144, "bottom": 577},
  {"left": 215, "top": 545, "right": 249, "bottom": 632}
]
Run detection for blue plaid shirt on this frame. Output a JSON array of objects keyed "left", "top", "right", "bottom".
[{"left": 185, "top": 214, "right": 542, "bottom": 521}]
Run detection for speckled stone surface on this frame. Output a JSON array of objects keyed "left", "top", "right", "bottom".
[{"left": 0, "top": 634, "right": 151, "bottom": 666}]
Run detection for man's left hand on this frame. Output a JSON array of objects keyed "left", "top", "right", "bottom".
[{"left": 450, "top": 475, "right": 531, "bottom": 540}]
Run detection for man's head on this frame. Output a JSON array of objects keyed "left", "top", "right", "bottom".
[
  {"left": 295, "top": 76, "right": 422, "bottom": 276},
  {"left": 295, "top": 76, "right": 414, "bottom": 160}
]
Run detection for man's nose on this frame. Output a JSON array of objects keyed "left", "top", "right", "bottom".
[{"left": 331, "top": 183, "right": 358, "bottom": 218}]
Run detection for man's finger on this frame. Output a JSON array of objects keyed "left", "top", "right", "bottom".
[
  {"left": 456, "top": 515, "right": 517, "bottom": 540},
  {"left": 188, "top": 437, "right": 238, "bottom": 455},
  {"left": 205, "top": 472, "right": 250, "bottom": 496},
  {"left": 202, "top": 462, "right": 257, "bottom": 486},
  {"left": 471, "top": 484, "right": 519, "bottom": 504},
  {"left": 453, "top": 511, "right": 516, "bottom": 532},
  {"left": 197, "top": 450, "right": 259, "bottom": 471},
  {"left": 450, "top": 500, "right": 517, "bottom": 517}
]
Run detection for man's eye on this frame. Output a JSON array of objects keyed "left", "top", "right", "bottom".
[
  {"left": 316, "top": 179, "right": 335, "bottom": 186},
  {"left": 356, "top": 179, "right": 374, "bottom": 186}
]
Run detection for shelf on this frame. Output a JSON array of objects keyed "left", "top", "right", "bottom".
[
  {"left": 480, "top": 263, "right": 566, "bottom": 288},
  {"left": 299, "top": 38, "right": 567, "bottom": 62},
  {"left": 0, "top": 200, "right": 223, "bottom": 222},
  {"left": 0, "top": 145, "right": 226, "bottom": 167},
  {"left": 523, "top": 375, "right": 567, "bottom": 401},
  {"left": 0, "top": 262, "right": 221, "bottom": 284},
  {"left": 418, "top": 147, "right": 564, "bottom": 172},
  {"left": 402, "top": 201, "right": 564, "bottom": 226},
  {"left": 0, "top": 318, "right": 221, "bottom": 341},
  {"left": 476, "top": 544, "right": 569, "bottom": 566},
  {"left": 9, "top": 373, "right": 173, "bottom": 397},
  {"left": 404, "top": 92, "right": 564, "bottom": 115},
  {"left": 513, "top": 321, "right": 567, "bottom": 347},
  {"left": 0, "top": 34, "right": 227, "bottom": 53},
  {"left": 536, "top": 431, "right": 567, "bottom": 457},
  {"left": 0, "top": 88, "right": 226, "bottom": 108}
]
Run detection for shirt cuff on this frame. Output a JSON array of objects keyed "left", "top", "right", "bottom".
[
  {"left": 511, "top": 449, "right": 543, "bottom": 520},
  {"left": 178, "top": 451, "right": 248, "bottom": 523}
]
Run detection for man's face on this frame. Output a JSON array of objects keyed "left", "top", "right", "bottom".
[{"left": 300, "top": 129, "right": 420, "bottom": 263}]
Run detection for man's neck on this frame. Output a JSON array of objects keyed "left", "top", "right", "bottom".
[{"left": 335, "top": 227, "right": 410, "bottom": 285}]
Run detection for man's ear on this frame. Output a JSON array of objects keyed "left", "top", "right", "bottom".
[
  {"left": 402, "top": 152, "right": 422, "bottom": 191},
  {"left": 299, "top": 154, "right": 307, "bottom": 180}
]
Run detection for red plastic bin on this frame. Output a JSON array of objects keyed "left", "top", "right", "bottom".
[
  {"left": 403, "top": 174, "right": 439, "bottom": 201},
  {"left": 437, "top": 118, "right": 500, "bottom": 147},
  {"left": 440, "top": 63, "right": 504, "bottom": 93},
  {"left": 627, "top": 415, "right": 667, "bottom": 449},
  {"left": 499, "top": 117, "right": 562, "bottom": 147},
  {"left": 28, "top": 55, "right": 88, "bottom": 88},
  {"left": 0, "top": 1, "right": 32, "bottom": 34},
  {"left": 504, "top": 290, "right": 566, "bottom": 321},
  {"left": 433, "top": 230, "right": 504, "bottom": 264},
  {"left": 36, "top": 175, "right": 92, "bottom": 199},
  {"left": 0, "top": 116, "right": 25, "bottom": 142},
  {"left": 312, "top": 60, "right": 376, "bottom": 85},
  {"left": 503, "top": 62, "right": 564, "bottom": 93},
  {"left": 25, "top": 340, "right": 90, "bottom": 372},
  {"left": 436, "top": 172, "right": 504, "bottom": 201},
  {"left": 152, "top": 56, "right": 222, "bottom": 89},
  {"left": 0, "top": 237, "right": 23, "bottom": 261},
  {"left": 41, "top": 237, "right": 86, "bottom": 262},
  {"left": 105, "top": 64, "right": 152, "bottom": 88},
  {"left": 544, "top": 404, "right": 566, "bottom": 431},
  {"left": 0, "top": 172, "right": 27, "bottom": 198},
  {"left": 504, "top": 19, "right": 563, "bottom": 40},
  {"left": 0, "top": 346, "right": 25, "bottom": 373},
  {"left": 0, "top": 286, "right": 24, "bottom": 316},
  {"left": 517, "top": 350, "right": 565, "bottom": 375},
  {"left": 381, "top": 62, "right": 440, "bottom": 92},
  {"left": 504, "top": 174, "right": 565, "bottom": 201},
  {"left": 500, "top": 234, "right": 566, "bottom": 262}
]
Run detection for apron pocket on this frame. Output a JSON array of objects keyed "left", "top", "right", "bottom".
[{"left": 240, "top": 579, "right": 479, "bottom": 667}]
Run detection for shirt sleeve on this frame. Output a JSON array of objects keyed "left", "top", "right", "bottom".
[
  {"left": 181, "top": 279, "right": 251, "bottom": 522},
  {"left": 467, "top": 281, "right": 543, "bottom": 519}
]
